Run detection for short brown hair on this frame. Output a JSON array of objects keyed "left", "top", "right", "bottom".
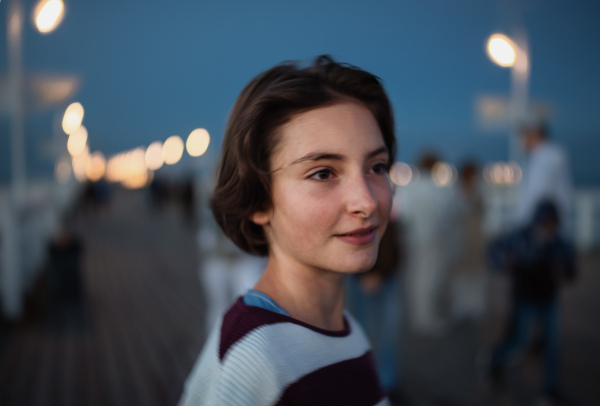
[{"left": 210, "top": 55, "right": 396, "bottom": 256}]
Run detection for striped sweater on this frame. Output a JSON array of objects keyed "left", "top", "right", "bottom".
[{"left": 179, "top": 297, "right": 389, "bottom": 405}]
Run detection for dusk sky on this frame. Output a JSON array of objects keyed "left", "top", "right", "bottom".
[{"left": 1, "top": 0, "right": 599, "bottom": 186}]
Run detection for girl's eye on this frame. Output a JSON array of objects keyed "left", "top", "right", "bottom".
[
  {"left": 371, "top": 163, "right": 388, "bottom": 175},
  {"left": 309, "top": 169, "right": 333, "bottom": 181}
]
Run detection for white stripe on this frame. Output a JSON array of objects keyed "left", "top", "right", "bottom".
[
  {"left": 179, "top": 313, "right": 377, "bottom": 406},
  {"left": 221, "top": 313, "right": 370, "bottom": 405},
  {"left": 178, "top": 318, "right": 223, "bottom": 405}
]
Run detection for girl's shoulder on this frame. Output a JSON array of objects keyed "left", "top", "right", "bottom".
[
  {"left": 179, "top": 300, "right": 382, "bottom": 406},
  {"left": 221, "top": 298, "right": 362, "bottom": 360}
]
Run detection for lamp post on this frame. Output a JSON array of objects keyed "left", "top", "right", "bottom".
[
  {"left": 486, "top": 33, "right": 530, "bottom": 163},
  {"left": 3, "top": 0, "right": 66, "bottom": 319}
]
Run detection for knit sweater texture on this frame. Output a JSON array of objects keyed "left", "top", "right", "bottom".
[{"left": 178, "top": 297, "right": 388, "bottom": 405}]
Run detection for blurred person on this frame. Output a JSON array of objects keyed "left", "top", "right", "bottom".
[
  {"left": 94, "top": 178, "right": 112, "bottom": 207},
  {"left": 346, "top": 219, "right": 404, "bottom": 399},
  {"left": 149, "top": 175, "right": 168, "bottom": 210},
  {"left": 79, "top": 179, "right": 111, "bottom": 217},
  {"left": 511, "top": 121, "right": 575, "bottom": 379},
  {"left": 179, "top": 55, "right": 396, "bottom": 405},
  {"left": 449, "top": 160, "right": 487, "bottom": 322},
  {"left": 46, "top": 214, "right": 85, "bottom": 329},
  {"left": 487, "top": 200, "right": 576, "bottom": 403},
  {"left": 81, "top": 180, "right": 96, "bottom": 214},
  {"left": 515, "top": 122, "right": 573, "bottom": 236},
  {"left": 181, "top": 176, "right": 197, "bottom": 225},
  {"left": 400, "top": 152, "right": 460, "bottom": 335}
]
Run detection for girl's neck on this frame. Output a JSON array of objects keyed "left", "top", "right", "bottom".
[{"left": 253, "top": 256, "right": 347, "bottom": 331}]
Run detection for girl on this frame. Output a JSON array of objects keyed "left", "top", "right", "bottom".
[{"left": 179, "top": 55, "right": 396, "bottom": 406}]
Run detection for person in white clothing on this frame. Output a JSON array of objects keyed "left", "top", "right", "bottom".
[
  {"left": 400, "top": 153, "right": 461, "bottom": 335},
  {"left": 515, "top": 123, "right": 573, "bottom": 236}
]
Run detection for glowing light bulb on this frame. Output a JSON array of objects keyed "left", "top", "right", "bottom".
[
  {"left": 34, "top": 0, "right": 65, "bottom": 34},
  {"left": 67, "top": 125, "right": 88, "bottom": 156},
  {"left": 186, "top": 128, "right": 211, "bottom": 157},
  {"left": 86, "top": 151, "right": 106, "bottom": 182},
  {"left": 62, "top": 102, "right": 84, "bottom": 135},
  {"left": 487, "top": 34, "right": 516, "bottom": 67},
  {"left": 145, "top": 141, "right": 164, "bottom": 170},
  {"left": 162, "top": 135, "right": 184, "bottom": 165},
  {"left": 72, "top": 146, "right": 90, "bottom": 182}
]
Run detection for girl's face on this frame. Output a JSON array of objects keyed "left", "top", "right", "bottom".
[{"left": 251, "top": 102, "right": 393, "bottom": 276}]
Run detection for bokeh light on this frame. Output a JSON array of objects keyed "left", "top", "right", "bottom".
[
  {"left": 186, "top": 128, "right": 210, "bottom": 157},
  {"left": 62, "top": 102, "right": 84, "bottom": 135},
  {"left": 432, "top": 162, "right": 456, "bottom": 186},
  {"left": 121, "top": 170, "right": 153, "bottom": 190},
  {"left": 487, "top": 34, "right": 516, "bottom": 67},
  {"left": 129, "top": 147, "right": 147, "bottom": 176},
  {"left": 106, "top": 147, "right": 152, "bottom": 189},
  {"left": 390, "top": 162, "right": 413, "bottom": 186},
  {"left": 106, "top": 153, "right": 123, "bottom": 183},
  {"left": 162, "top": 135, "right": 184, "bottom": 165},
  {"left": 86, "top": 151, "right": 106, "bottom": 182},
  {"left": 145, "top": 141, "right": 164, "bottom": 171},
  {"left": 72, "top": 146, "right": 90, "bottom": 182},
  {"left": 34, "top": 0, "right": 65, "bottom": 34},
  {"left": 483, "top": 161, "right": 522, "bottom": 185},
  {"left": 67, "top": 125, "right": 88, "bottom": 156}
]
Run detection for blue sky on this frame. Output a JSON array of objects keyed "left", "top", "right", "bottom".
[{"left": 1, "top": 0, "right": 599, "bottom": 186}]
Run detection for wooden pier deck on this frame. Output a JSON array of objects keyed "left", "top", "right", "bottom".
[{"left": 0, "top": 189, "right": 206, "bottom": 406}]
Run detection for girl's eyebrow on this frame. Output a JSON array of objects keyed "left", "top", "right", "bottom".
[
  {"left": 290, "top": 146, "right": 388, "bottom": 166},
  {"left": 290, "top": 153, "right": 343, "bottom": 166}
]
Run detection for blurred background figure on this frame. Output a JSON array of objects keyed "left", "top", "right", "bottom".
[
  {"left": 401, "top": 152, "right": 461, "bottom": 335},
  {"left": 180, "top": 176, "right": 197, "bottom": 226},
  {"left": 449, "top": 160, "right": 488, "bottom": 323},
  {"left": 45, "top": 214, "right": 85, "bottom": 329},
  {"left": 347, "top": 218, "right": 404, "bottom": 400},
  {"left": 515, "top": 122, "right": 573, "bottom": 237},
  {"left": 80, "top": 179, "right": 112, "bottom": 218},
  {"left": 149, "top": 175, "right": 169, "bottom": 210},
  {"left": 481, "top": 121, "right": 577, "bottom": 404},
  {"left": 488, "top": 200, "right": 577, "bottom": 404}
]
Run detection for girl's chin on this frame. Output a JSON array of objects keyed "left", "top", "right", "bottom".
[{"left": 334, "top": 259, "right": 378, "bottom": 275}]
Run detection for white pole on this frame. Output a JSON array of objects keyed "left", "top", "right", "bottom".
[
  {"left": 508, "top": 34, "right": 530, "bottom": 164},
  {"left": 4, "top": 0, "right": 26, "bottom": 318}
]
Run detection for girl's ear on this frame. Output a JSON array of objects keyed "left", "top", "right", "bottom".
[{"left": 250, "top": 211, "right": 269, "bottom": 226}]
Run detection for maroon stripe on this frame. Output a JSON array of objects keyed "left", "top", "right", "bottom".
[
  {"left": 219, "top": 298, "right": 351, "bottom": 361},
  {"left": 219, "top": 298, "right": 283, "bottom": 360},
  {"left": 275, "top": 351, "right": 385, "bottom": 406}
]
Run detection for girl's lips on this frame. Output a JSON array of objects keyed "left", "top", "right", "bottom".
[{"left": 335, "top": 226, "right": 377, "bottom": 245}]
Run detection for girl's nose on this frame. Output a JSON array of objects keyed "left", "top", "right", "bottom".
[{"left": 346, "top": 174, "right": 378, "bottom": 218}]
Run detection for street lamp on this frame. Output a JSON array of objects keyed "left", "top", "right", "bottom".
[
  {"left": 487, "top": 34, "right": 516, "bottom": 67},
  {"left": 33, "top": 0, "right": 65, "bottom": 34},
  {"left": 62, "top": 101, "right": 84, "bottom": 134},
  {"left": 4, "top": 0, "right": 67, "bottom": 319},
  {"left": 486, "top": 32, "right": 530, "bottom": 163}
]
